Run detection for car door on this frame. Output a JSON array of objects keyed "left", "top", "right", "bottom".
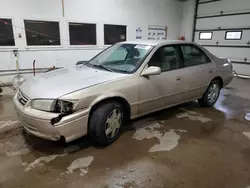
[
  {"left": 179, "top": 44, "right": 216, "bottom": 101},
  {"left": 138, "top": 45, "right": 186, "bottom": 115}
]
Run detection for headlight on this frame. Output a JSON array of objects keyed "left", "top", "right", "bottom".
[
  {"left": 31, "top": 99, "right": 78, "bottom": 113},
  {"left": 31, "top": 99, "right": 55, "bottom": 112}
]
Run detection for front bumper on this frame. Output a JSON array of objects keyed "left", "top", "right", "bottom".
[{"left": 13, "top": 93, "right": 89, "bottom": 142}]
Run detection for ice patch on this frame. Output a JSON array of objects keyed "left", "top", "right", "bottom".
[
  {"left": 25, "top": 154, "right": 67, "bottom": 172},
  {"left": 0, "top": 120, "right": 20, "bottom": 129},
  {"left": 80, "top": 168, "right": 89, "bottom": 176},
  {"left": 132, "top": 122, "right": 162, "bottom": 141},
  {"left": 245, "top": 113, "right": 250, "bottom": 121},
  {"left": 104, "top": 159, "right": 170, "bottom": 187},
  {"left": 7, "top": 148, "right": 31, "bottom": 157},
  {"left": 67, "top": 156, "right": 94, "bottom": 175},
  {"left": 22, "top": 162, "right": 29, "bottom": 167},
  {"left": 24, "top": 145, "right": 81, "bottom": 171},
  {"left": 149, "top": 130, "right": 180, "bottom": 152},
  {"left": 176, "top": 129, "right": 187, "bottom": 133},
  {"left": 176, "top": 108, "right": 212, "bottom": 123},
  {"left": 133, "top": 122, "right": 186, "bottom": 152},
  {"left": 243, "top": 132, "right": 250, "bottom": 140}
]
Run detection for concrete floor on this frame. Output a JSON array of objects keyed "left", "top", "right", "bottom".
[{"left": 0, "top": 78, "right": 250, "bottom": 188}]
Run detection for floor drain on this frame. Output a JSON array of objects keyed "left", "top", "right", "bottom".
[{"left": 245, "top": 113, "right": 250, "bottom": 121}]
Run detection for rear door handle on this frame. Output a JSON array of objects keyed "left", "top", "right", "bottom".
[
  {"left": 209, "top": 70, "right": 213, "bottom": 73},
  {"left": 176, "top": 76, "right": 183, "bottom": 81}
]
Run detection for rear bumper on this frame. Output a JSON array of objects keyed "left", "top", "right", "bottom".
[
  {"left": 223, "top": 73, "right": 234, "bottom": 87},
  {"left": 13, "top": 93, "right": 89, "bottom": 143}
]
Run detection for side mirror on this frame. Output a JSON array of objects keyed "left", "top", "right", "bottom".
[
  {"left": 76, "top": 61, "right": 88, "bottom": 66},
  {"left": 141, "top": 66, "right": 161, "bottom": 76}
]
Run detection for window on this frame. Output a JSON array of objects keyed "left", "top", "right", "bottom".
[
  {"left": 24, "top": 20, "right": 60, "bottom": 46},
  {"left": 181, "top": 45, "right": 210, "bottom": 67},
  {"left": 0, "top": 18, "right": 15, "bottom": 46},
  {"left": 225, "top": 31, "right": 242, "bottom": 40},
  {"left": 106, "top": 47, "right": 128, "bottom": 61},
  {"left": 104, "top": 24, "right": 126, "bottom": 45},
  {"left": 149, "top": 46, "right": 180, "bottom": 72},
  {"left": 69, "top": 23, "right": 96, "bottom": 45},
  {"left": 199, "top": 32, "right": 213, "bottom": 40}
]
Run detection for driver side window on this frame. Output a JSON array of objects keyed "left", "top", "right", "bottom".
[{"left": 148, "top": 46, "right": 180, "bottom": 72}]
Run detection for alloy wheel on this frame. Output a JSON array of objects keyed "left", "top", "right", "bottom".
[{"left": 105, "top": 109, "right": 122, "bottom": 139}]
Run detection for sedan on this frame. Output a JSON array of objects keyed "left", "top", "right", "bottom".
[{"left": 14, "top": 40, "right": 233, "bottom": 145}]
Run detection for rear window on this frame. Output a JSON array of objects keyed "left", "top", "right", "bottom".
[{"left": 181, "top": 45, "right": 210, "bottom": 67}]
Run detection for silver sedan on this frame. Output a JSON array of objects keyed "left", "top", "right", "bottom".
[{"left": 14, "top": 40, "right": 233, "bottom": 145}]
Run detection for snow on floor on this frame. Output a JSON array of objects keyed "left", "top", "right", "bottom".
[
  {"left": 0, "top": 120, "right": 20, "bottom": 130},
  {"left": 243, "top": 132, "right": 250, "bottom": 140}
]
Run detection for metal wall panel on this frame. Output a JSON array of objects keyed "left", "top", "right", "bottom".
[{"left": 193, "top": 0, "right": 250, "bottom": 75}]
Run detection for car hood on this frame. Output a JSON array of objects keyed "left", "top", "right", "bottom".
[{"left": 20, "top": 66, "right": 128, "bottom": 99}]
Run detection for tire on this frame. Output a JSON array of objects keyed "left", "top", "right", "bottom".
[
  {"left": 88, "top": 101, "right": 124, "bottom": 146},
  {"left": 198, "top": 79, "right": 221, "bottom": 107}
]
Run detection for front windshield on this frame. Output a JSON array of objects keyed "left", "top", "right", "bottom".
[{"left": 88, "top": 43, "right": 153, "bottom": 73}]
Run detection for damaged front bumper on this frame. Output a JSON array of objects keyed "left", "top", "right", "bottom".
[{"left": 13, "top": 93, "right": 89, "bottom": 143}]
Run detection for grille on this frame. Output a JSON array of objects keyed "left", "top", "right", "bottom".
[{"left": 17, "top": 90, "right": 29, "bottom": 106}]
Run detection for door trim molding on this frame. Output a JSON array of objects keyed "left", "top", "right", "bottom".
[
  {"left": 138, "top": 90, "right": 186, "bottom": 105},
  {"left": 132, "top": 97, "right": 199, "bottom": 119}
]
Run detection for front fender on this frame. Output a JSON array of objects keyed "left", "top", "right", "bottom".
[
  {"left": 60, "top": 90, "right": 131, "bottom": 112},
  {"left": 89, "top": 92, "right": 129, "bottom": 108}
]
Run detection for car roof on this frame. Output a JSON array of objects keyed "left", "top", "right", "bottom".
[{"left": 120, "top": 40, "right": 193, "bottom": 46}]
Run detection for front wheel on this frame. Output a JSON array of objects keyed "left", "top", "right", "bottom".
[
  {"left": 198, "top": 80, "right": 221, "bottom": 107},
  {"left": 88, "top": 101, "right": 124, "bottom": 146}
]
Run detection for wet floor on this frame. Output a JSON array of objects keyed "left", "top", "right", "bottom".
[{"left": 0, "top": 78, "right": 250, "bottom": 188}]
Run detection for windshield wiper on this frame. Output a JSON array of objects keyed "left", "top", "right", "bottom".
[
  {"left": 92, "top": 64, "right": 113, "bottom": 72},
  {"left": 115, "top": 69, "right": 130, "bottom": 74},
  {"left": 84, "top": 62, "right": 93, "bottom": 68}
]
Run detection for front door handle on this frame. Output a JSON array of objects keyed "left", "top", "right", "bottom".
[
  {"left": 209, "top": 70, "right": 213, "bottom": 73},
  {"left": 176, "top": 76, "right": 183, "bottom": 81}
]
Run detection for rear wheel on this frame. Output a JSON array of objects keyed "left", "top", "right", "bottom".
[
  {"left": 198, "top": 79, "right": 221, "bottom": 107},
  {"left": 88, "top": 101, "right": 124, "bottom": 146}
]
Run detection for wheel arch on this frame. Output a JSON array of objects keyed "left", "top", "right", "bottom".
[
  {"left": 87, "top": 95, "right": 131, "bottom": 132},
  {"left": 212, "top": 76, "right": 223, "bottom": 88}
]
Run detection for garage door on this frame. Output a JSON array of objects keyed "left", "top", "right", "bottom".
[{"left": 193, "top": 0, "right": 250, "bottom": 76}]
